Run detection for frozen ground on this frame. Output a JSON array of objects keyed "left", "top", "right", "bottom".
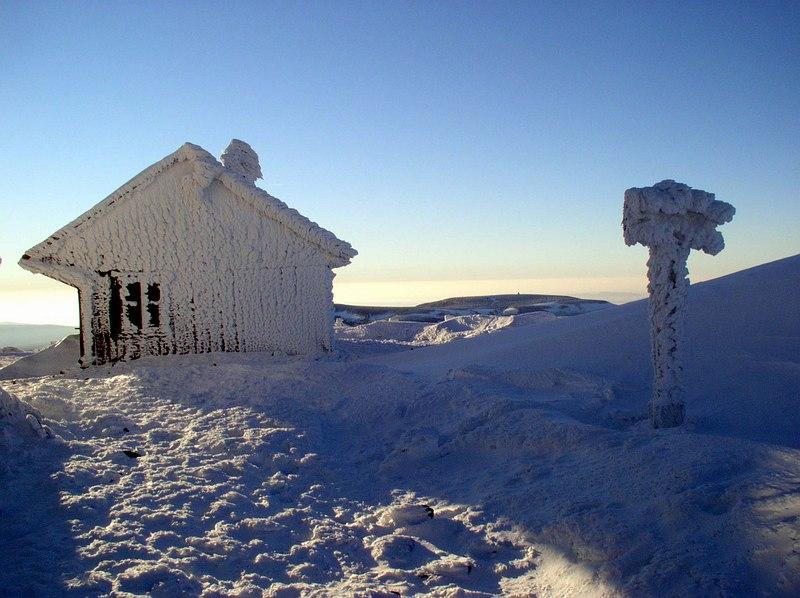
[{"left": 1, "top": 255, "right": 799, "bottom": 596}]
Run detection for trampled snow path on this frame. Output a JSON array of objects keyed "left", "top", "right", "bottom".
[
  {"left": 2, "top": 357, "right": 546, "bottom": 596},
  {"left": 4, "top": 350, "right": 799, "bottom": 596}
]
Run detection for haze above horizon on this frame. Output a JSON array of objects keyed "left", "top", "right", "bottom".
[{"left": 2, "top": 1, "right": 798, "bottom": 325}]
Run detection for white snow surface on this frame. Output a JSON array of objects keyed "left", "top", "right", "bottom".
[
  {"left": 220, "top": 139, "right": 263, "bottom": 185},
  {"left": 1, "top": 255, "right": 799, "bottom": 596},
  {"left": 336, "top": 312, "right": 557, "bottom": 347},
  {"left": 0, "top": 334, "right": 80, "bottom": 380}
]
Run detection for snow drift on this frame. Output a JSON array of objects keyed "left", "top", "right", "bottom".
[
  {"left": 0, "top": 334, "right": 80, "bottom": 380},
  {"left": 369, "top": 254, "right": 800, "bottom": 447},
  {"left": 0, "top": 386, "right": 53, "bottom": 451},
  {"left": 337, "top": 311, "right": 557, "bottom": 347}
]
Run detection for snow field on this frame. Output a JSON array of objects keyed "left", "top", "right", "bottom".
[
  {"left": 1, "top": 255, "right": 799, "bottom": 596},
  {"left": 2, "top": 358, "right": 545, "bottom": 596},
  {"left": 4, "top": 347, "right": 798, "bottom": 595},
  {"left": 336, "top": 311, "right": 557, "bottom": 347}
]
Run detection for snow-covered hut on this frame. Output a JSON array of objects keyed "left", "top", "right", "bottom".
[{"left": 19, "top": 140, "right": 356, "bottom": 366}]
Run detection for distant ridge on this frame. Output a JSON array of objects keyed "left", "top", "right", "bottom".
[
  {"left": 0, "top": 323, "right": 77, "bottom": 351},
  {"left": 417, "top": 294, "right": 606, "bottom": 310},
  {"left": 335, "top": 294, "right": 613, "bottom": 325}
]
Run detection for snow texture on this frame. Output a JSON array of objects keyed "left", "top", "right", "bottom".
[
  {"left": 623, "top": 180, "right": 735, "bottom": 427},
  {"left": 1, "top": 255, "right": 799, "bottom": 596},
  {"left": 1, "top": 314, "right": 558, "bottom": 380},
  {"left": 220, "top": 139, "right": 263, "bottom": 185},
  {"left": 0, "top": 386, "right": 53, "bottom": 450},
  {"left": 19, "top": 142, "right": 356, "bottom": 366},
  {"left": 0, "top": 335, "right": 80, "bottom": 380},
  {"left": 336, "top": 312, "right": 558, "bottom": 348}
]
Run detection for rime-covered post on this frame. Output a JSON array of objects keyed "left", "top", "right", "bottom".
[{"left": 623, "top": 180, "right": 735, "bottom": 428}]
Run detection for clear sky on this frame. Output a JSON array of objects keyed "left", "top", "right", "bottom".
[{"left": 1, "top": 1, "right": 798, "bottom": 325}]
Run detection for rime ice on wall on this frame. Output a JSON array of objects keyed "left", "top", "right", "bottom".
[
  {"left": 623, "top": 180, "right": 735, "bottom": 428},
  {"left": 19, "top": 141, "right": 356, "bottom": 366}
]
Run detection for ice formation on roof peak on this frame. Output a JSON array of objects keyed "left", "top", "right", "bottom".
[{"left": 220, "top": 139, "right": 262, "bottom": 185}]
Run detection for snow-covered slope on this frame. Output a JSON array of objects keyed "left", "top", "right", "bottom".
[
  {"left": 369, "top": 254, "right": 800, "bottom": 447},
  {"left": 1, "top": 255, "right": 798, "bottom": 596},
  {"left": 0, "top": 335, "right": 80, "bottom": 380},
  {"left": 0, "top": 322, "right": 76, "bottom": 351}
]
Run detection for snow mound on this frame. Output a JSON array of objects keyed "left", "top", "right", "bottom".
[
  {"left": 0, "top": 386, "right": 53, "bottom": 449},
  {"left": 337, "top": 312, "right": 556, "bottom": 347},
  {"left": 527, "top": 300, "right": 610, "bottom": 316},
  {"left": 0, "top": 335, "right": 80, "bottom": 380},
  {"left": 336, "top": 319, "right": 427, "bottom": 343},
  {"left": 414, "top": 314, "right": 515, "bottom": 345}
]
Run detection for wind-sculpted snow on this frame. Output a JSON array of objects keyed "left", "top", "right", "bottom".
[
  {"left": 336, "top": 311, "right": 557, "bottom": 347},
  {"left": 0, "top": 386, "right": 54, "bottom": 450}
]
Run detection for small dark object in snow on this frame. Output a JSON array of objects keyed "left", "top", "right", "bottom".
[
  {"left": 123, "top": 427, "right": 129, "bottom": 433},
  {"left": 122, "top": 450, "right": 141, "bottom": 459},
  {"left": 423, "top": 505, "right": 434, "bottom": 518}
]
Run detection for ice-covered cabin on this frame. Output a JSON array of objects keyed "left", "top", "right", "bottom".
[{"left": 19, "top": 140, "right": 356, "bottom": 366}]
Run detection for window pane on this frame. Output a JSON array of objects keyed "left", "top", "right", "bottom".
[{"left": 125, "top": 282, "right": 142, "bottom": 330}]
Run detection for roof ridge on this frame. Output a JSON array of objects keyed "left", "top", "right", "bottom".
[{"left": 20, "top": 142, "right": 356, "bottom": 269}]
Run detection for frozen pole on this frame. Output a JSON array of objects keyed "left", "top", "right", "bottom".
[{"left": 623, "top": 180, "right": 735, "bottom": 428}]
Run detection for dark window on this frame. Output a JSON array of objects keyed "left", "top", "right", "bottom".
[
  {"left": 125, "top": 282, "right": 143, "bottom": 330},
  {"left": 147, "top": 283, "right": 161, "bottom": 302},
  {"left": 146, "top": 283, "right": 161, "bottom": 327},
  {"left": 109, "top": 277, "right": 123, "bottom": 340},
  {"left": 109, "top": 278, "right": 161, "bottom": 334}
]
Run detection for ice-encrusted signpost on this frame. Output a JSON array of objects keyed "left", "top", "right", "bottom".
[{"left": 623, "top": 180, "right": 735, "bottom": 428}]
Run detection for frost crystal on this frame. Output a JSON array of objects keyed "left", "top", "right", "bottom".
[
  {"left": 220, "top": 139, "right": 263, "bottom": 184},
  {"left": 623, "top": 180, "right": 735, "bottom": 428}
]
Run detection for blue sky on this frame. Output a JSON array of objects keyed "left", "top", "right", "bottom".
[{"left": 1, "top": 1, "right": 798, "bottom": 324}]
